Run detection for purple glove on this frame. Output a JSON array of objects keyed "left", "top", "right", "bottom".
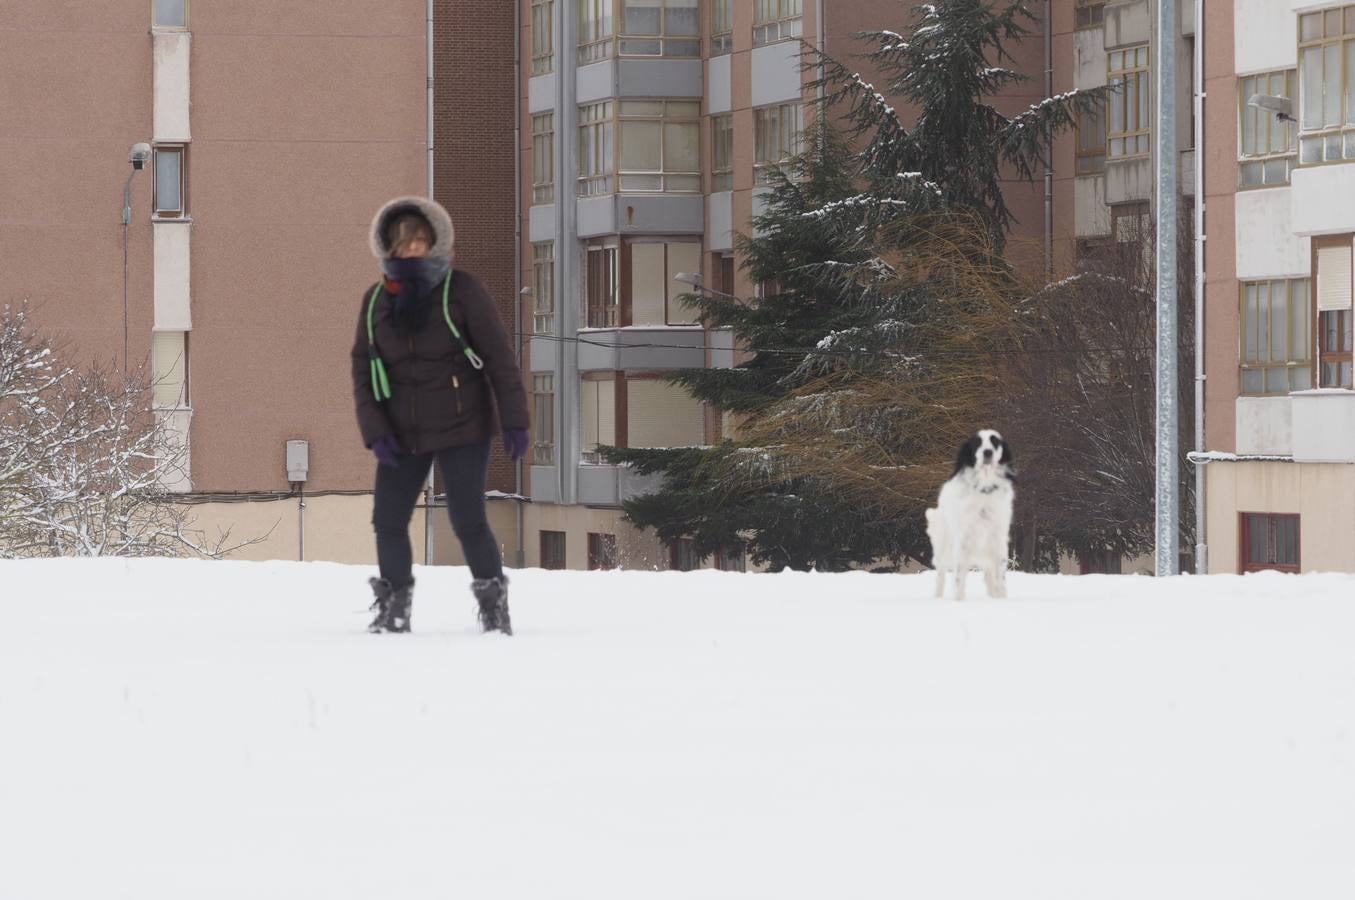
[
  {"left": 502, "top": 428, "right": 529, "bottom": 462},
  {"left": 372, "top": 434, "right": 403, "bottom": 468}
]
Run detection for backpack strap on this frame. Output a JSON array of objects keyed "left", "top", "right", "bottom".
[{"left": 364, "top": 272, "right": 483, "bottom": 404}]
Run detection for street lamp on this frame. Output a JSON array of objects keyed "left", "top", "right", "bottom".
[
  {"left": 673, "top": 271, "right": 735, "bottom": 300},
  {"left": 122, "top": 142, "right": 151, "bottom": 372}
]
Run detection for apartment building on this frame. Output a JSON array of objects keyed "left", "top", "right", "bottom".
[
  {"left": 513, "top": 1, "right": 1058, "bottom": 571},
  {"left": 2, "top": 2, "right": 521, "bottom": 564},
  {"left": 1196, "top": 1, "right": 1355, "bottom": 574}
]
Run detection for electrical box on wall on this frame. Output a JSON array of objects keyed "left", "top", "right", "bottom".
[{"left": 286, "top": 440, "right": 309, "bottom": 483}]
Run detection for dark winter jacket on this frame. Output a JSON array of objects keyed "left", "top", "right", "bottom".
[{"left": 352, "top": 196, "right": 528, "bottom": 454}]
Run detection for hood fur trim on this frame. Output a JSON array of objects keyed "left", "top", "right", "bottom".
[{"left": 369, "top": 195, "right": 455, "bottom": 260}]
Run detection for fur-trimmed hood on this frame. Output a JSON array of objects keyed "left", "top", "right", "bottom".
[{"left": 369, "top": 195, "right": 455, "bottom": 260}]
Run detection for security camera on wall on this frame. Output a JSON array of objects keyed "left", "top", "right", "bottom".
[
  {"left": 129, "top": 142, "right": 152, "bottom": 170},
  {"left": 1248, "top": 94, "right": 1295, "bottom": 123}
]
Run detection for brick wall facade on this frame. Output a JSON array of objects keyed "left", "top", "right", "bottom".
[{"left": 434, "top": 0, "right": 522, "bottom": 495}]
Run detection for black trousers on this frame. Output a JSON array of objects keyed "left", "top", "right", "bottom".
[{"left": 372, "top": 440, "right": 503, "bottom": 587}]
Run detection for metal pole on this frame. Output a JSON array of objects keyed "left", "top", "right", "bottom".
[
  {"left": 423, "top": 0, "right": 436, "bottom": 567},
  {"left": 1043, "top": 0, "right": 1054, "bottom": 277},
  {"left": 122, "top": 170, "right": 135, "bottom": 372},
  {"left": 1155, "top": 0, "right": 1180, "bottom": 576},
  {"left": 1193, "top": 0, "right": 1207, "bottom": 574},
  {"left": 513, "top": 0, "right": 526, "bottom": 570}
]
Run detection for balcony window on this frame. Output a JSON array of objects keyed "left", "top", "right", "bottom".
[
  {"left": 619, "top": 100, "right": 701, "bottom": 192},
  {"left": 580, "top": 376, "right": 617, "bottom": 461},
  {"left": 586, "top": 244, "right": 619, "bottom": 328},
  {"left": 532, "top": 241, "right": 554, "bottom": 334},
  {"left": 1076, "top": 98, "right": 1106, "bottom": 175},
  {"left": 1298, "top": 8, "right": 1355, "bottom": 164},
  {"left": 628, "top": 240, "right": 701, "bottom": 326},
  {"left": 1240, "top": 279, "right": 1312, "bottom": 395},
  {"left": 579, "top": 0, "right": 699, "bottom": 63},
  {"left": 153, "top": 146, "right": 186, "bottom": 217},
  {"left": 712, "top": 0, "right": 733, "bottom": 55},
  {"left": 669, "top": 537, "right": 703, "bottom": 571},
  {"left": 578, "top": 101, "right": 615, "bottom": 196},
  {"left": 1108, "top": 46, "right": 1150, "bottom": 158},
  {"left": 712, "top": 113, "right": 733, "bottom": 190},
  {"left": 532, "top": 374, "right": 555, "bottom": 465},
  {"left": 753, "top": 0, "right": 801, "bottom": 46},
  {"left": 531, "top": 0, "right": 554, "bottom": 74},
  {"left": 532, "top": 112, "right": 554, "bottom": 205},
  {"left": 754, "top": 103, "right": 801, "bottom": 185},
  {"left": 1315, "top": 238, "right": 1355, "bottom": 388},
  {"left": 1240, "top": 70, "right": 1297, "bottom": 186},
  {"left": 579, "top": 100, "right": 701, "bottom": 196}
]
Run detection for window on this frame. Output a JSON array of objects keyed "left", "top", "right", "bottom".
[
  {"left": 578, "top": 101, "right": 615, "bottom": 196},
  {"left": 1111, "top": 202, "right": 1151, "bottom": 281},
  {"left": 1240, "top": 514, "right": 1300, "bottom": 573},
  {"left": 754, "top": 0, "right": 801, "bottom": 46},
  {"left": 1108, "top": 46, "right": 1150, "bottom": 158},
  {"left": 716, "top": 252, "right": 735, "bottom": 296},
  {"left": 619, "top": 0, "right": 699, "bottom": 57},
  {"left": 532, "top": 374, "right": 555, "bottom": 464},
  {"left": 586, "top": 245, "right": 619, "bottom": 328},
  {"left": 578, "top": 0, "right": 614, "bottom": 63},
  {"left": 1241, "top": 279, "right": 1313, "bottom": 395},
  {"left": 619, "top": 100, "right": 701, "bottom": 192},
  {"left": 153, "top": 0, "right": 187, "bottom": 28},
  {"left": 712, "top": 0, "right": 733, "bottom": 55},
  {"left": 532, "top": 241, "right": 555, "bottom": 333},
  {"left": 1240, "top": 70, "right": 1297, "bottom": 186},
  {"left": 1298, "top": 9, "right": 1355, "bottom": 164},
  {"left": 1316, "top": 238, "right": 1355, "bottom": 388},
  {"left": 1076, "top": 98, "right": 1106, "bottom": 175},
  {"left": 531, "top": 0, "right": 554, "bottom": 74},
  {"left": 1075, "top": 0, "right": 1104, "bottom": 30},
  {"left": 629, "top": 241, "right": 701, "bottom": 326},
  {"left": 532, "top": 113, "right": 554, "bottom": 205},
  {"left": 153, "top": 146, "right": 185, "bottom": 217},
  {"left": 669, "top": 537, "right": 702, "bottom": 571},
  {"left": 151, "top": 331, "right": 189, "bottom": 408},
  {"left": 754, "top": 103, "right": 801, "bottom": 184},
  {"left": 580, "top": 376, "right": 617, "bottom": 461},
  {"left": 540, "top": 531, "right": 566, "bottom": 569},
  {"left": 627, "top": 377, "right": 705, "bottom": 447},
  {"left": 579, "top": 0, "right": 699, "bottom": 62},
  {"left": 588, "top": 533, "right": 619, "bottom": 570},
  {"left": 580, "top": 100, "right": 700, "bottom": 195},
  {"left": 712, "top": 113, "right": 734, "bottom": 191},
  {"left": 716, "top": 544, "right": 746, "bottom": 572}
]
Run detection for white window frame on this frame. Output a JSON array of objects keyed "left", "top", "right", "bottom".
[
  {"left": 532, "top": 112, "right": 554, "bottom": 205},
  {"left": 153, "top": 145, "right": 186, "bottom": 218},
  {"left": 1108, "top": 45, "right": 1150, "bottom": 159},
  {"left": 1298, "top": 8, "right": 1355, "bottom": 165},
  {"left": 754, "top": 103, "right": 801, "bottom": 185},
  {"left": 1240, "top": 279, "right": 1313, "bottom": 396},
  {"left": 753, "top": 0, "right": 801, "bottom": 46},
  {"left": 532, "top": 374, "right": 555, "bottom": 465},
  {"left": 531, "top": 0, "right": 554, "bottom": 75},
  {"left": 1240, "top": 69, "right": 1297, "bottom": 187},
  {"left": 712, "top": 113, "right": 733, "bottom": 191}
]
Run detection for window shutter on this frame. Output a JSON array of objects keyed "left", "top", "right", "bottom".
[{"left": 1317, "top": 242, "right": 1353, "bottom": 311}]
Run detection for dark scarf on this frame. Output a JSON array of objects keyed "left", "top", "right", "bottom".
[{"left": 380, "top": 256, "right": 451, "bottom": 334}]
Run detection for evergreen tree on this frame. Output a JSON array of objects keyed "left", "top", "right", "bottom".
[{"left": 606, "top": 2, "right": 1092, "bottom": 571}]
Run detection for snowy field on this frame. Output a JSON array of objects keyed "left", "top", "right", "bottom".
[{"left": 2, "top": 559, "right": 1353, "bottom": 899}]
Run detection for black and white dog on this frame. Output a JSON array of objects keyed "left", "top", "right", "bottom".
[{"left": 925, "top": 429, "right": 1015, "bottom": 601}]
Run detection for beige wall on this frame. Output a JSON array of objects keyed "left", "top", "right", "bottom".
[
  {"left": 1206, "top": 462, "right": 1355, "bottom": 574},
  {"left": 192, "top": 493, "right": 422, "bottom": 565},
  {"left": 522, "top": 503, "right": 669, "bottom": 570}
]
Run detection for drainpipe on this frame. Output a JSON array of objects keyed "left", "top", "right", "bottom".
[
  {"left": 424, "top": 0, "right": 436, "bottom": 566},
  {"left": 1043, "top": 0, "right": 1053, "bottom": 276},
  {"left": 514, "top": 0, "right": 526, "bottom": 568},
  {"left": 1193, "top": 0, "right": 1207, "bottom": 573}
]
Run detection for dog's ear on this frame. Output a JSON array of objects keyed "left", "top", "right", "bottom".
[
  {"left": 953, "top": 434, "right": 980, "bottom": 474},
  {"left": 997, "top": 437, "right": 1013, "bottom": 466}
]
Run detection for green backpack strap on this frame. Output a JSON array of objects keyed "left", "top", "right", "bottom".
[
  {"left": 366, "top": 283, "right": 392, "bottom": 401},
  {"left": 365, "top": 272, "right": 483, "bottom": 404}
]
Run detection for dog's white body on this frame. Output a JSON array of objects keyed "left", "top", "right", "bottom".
[{"left": 925, "top": 429, "right": 1015, "bottom": 601}]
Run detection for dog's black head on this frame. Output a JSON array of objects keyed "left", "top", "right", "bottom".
[{"left": 953, "top": 428, "right": 1013, "bottom": 476}]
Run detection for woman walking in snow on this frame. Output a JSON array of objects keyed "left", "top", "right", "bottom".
[{"left": 352, "top": 196, "right": 529, "bottom": 635}]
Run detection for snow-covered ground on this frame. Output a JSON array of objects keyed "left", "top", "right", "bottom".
[{"left": 2, "top": 560, "right": 1353, "bottom": 899}]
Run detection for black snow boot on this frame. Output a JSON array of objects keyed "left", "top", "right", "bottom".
[
  {"left": 472, "top": 576, "right": 512, "bottom": 635},
  {"left": 368, "top": 576, "right": 413, "bottom": 633}
]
